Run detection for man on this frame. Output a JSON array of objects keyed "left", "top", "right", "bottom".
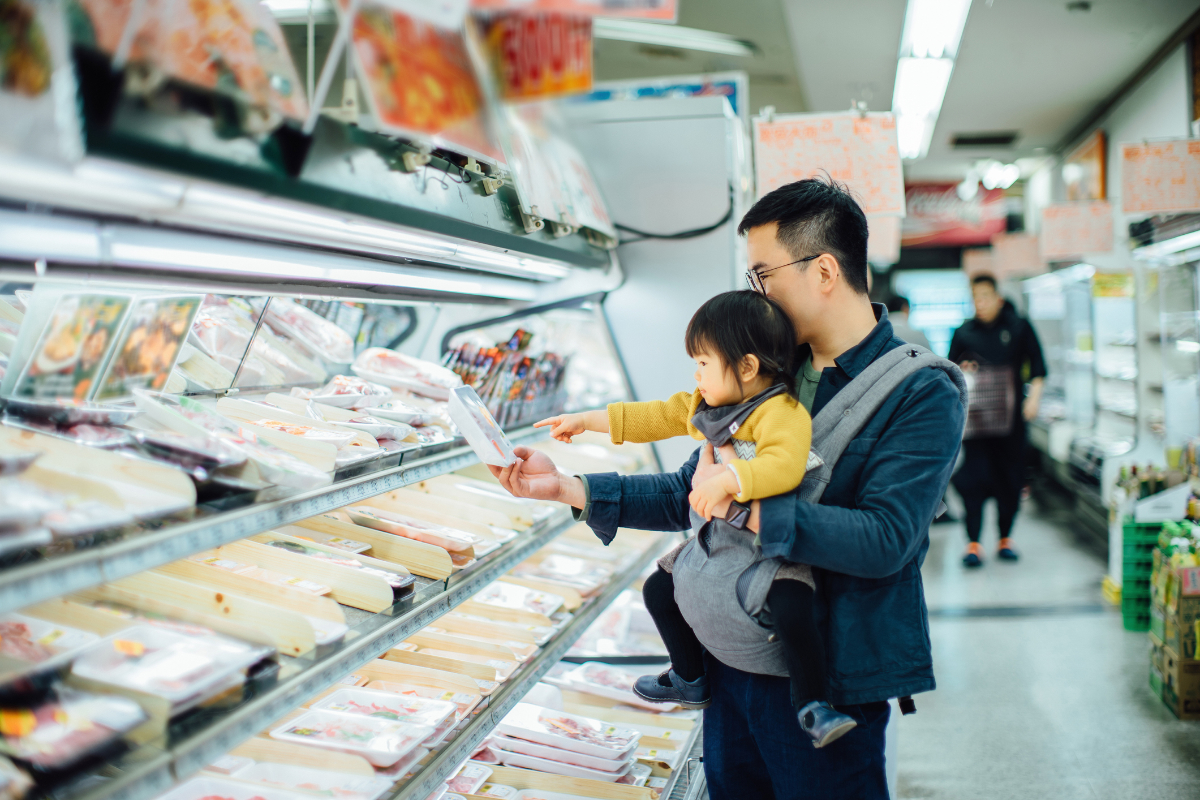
[
  {"left": 489, "top": 179, "right": 965, "bottom": 800},
  {"left": 886, "top": 295, "right": 931, "bottom": 349},
  {"left": 949, "top": 274, "right": 1046, "bottom": 567}
]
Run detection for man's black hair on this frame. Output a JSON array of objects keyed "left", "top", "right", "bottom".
[
  {"left": 886, "top": 295, "right": 910, "bottom": 314},
  {"left": 737, "top": 177, "right": 870, "bottom": 295},
  {"left": 971, "top": 274, "right": 998, "bottom": 291},
  {"left": 685, "top": 291, "right": 798, "bottom": 399}
]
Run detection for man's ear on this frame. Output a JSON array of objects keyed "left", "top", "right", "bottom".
[
  {"left": 815, "top": 253, "right": 841, "bottom": 293},
  {"left": 739, "top": 354, "right": 761, "bottom": 382}
]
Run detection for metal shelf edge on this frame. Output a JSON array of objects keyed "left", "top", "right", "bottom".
[
  {"left": 73, "top": 509, "right": 581, "bottom": 800},
  {"left": 388, "top": 532, "right": 672, "bottom": 800},
  {"left": 0, "top": 428, "right": 546, "bottom": 616}
]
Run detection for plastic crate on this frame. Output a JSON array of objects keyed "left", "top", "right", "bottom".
[
  {"left": 1124, "top": 559, "right": 1154, "bottom": 580},
  {"left": 1124, "top": 520, "right": 1164, "bottom": 544},
  {"left": 1124, "top": 539, "right": 1158, "bottom": 560},
  {"left": 1123, "top": 608, "right": 1151, "bottom": 632},
  {"left": 1122, "top": 580, "right": 1151, "bottom": 599}
]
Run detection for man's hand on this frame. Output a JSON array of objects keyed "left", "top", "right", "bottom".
[
  {"left": 488, "top": 446, "right": 586, "bottom": 508},
  {"left": 689, "top": 472, "right": 734, "bottom": 520},
  {"left": 534, "top": 413, "right": 588, "bottom": 444}
]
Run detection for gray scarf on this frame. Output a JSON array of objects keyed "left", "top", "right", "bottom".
[{"left": 689, "top": 383, "right": 788, "bottom": 447}]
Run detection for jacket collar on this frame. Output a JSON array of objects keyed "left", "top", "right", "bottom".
[{"left": 833, "top": 303, "right": 895, "bottom": 379}]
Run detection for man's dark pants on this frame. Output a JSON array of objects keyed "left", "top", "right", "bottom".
[{"left": 703, "top": 653, "right": 891, "bottom": 800}]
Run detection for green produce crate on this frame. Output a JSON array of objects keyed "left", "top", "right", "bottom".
[
  {"left": 1124, "top": 538, "right": 1158, "bottom": 560},
  {"left": 1123, "top": 607, "right": 1151, "bottom": 632},
  {"left": 1123, "top": 559, "right": 1154, "bottom": 580},
  {"left": 1123, "top": 579, "right": 1151, "bottom": 599},
  {"left": 1125, "top": 520, "right": 1164, "bottom": 543}
]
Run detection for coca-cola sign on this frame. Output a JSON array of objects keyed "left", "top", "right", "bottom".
[{"left": 901, "top": 183, "right": 1007, "bottom": 247}]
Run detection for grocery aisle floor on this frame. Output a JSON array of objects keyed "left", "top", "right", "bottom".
[{"left": 895, "top": 496, "right": 1200, "bottom": 799}]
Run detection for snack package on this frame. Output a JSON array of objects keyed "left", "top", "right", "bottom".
[
  {"left": 489, "top": 734, "right": 633, "bottom": 773},
  {"left": 235, "top": 762, "right": 392, "bottom": 800},
  {"left": 11, "top": 293, "right": 130, "bottom": 401},
  {"left": 94, "top": 296, "right": 201, "bottom": 401},
  {"left": 345, "top": 507, "right": 481, "bottom": 553},
  {"left": 352, "top": 348, "right": 463, "bottom": 401},
  {"left": 0, "top": 690, "right": 147, "bottom": 771},
  {"left": 495, "top": 704, "right": 639, "bottom": 760},
  {"left": 262, "top": 540, "right": 415, "bottom": 594},
  {"left": 473, "top": 582, "right": 564, "bottom": 619},
  {"left": 447, "top": 385, "right": 517, "bottom": 467},
  {"left": 312, "top": 688, "right": 456, "bottom": 733},
  {"left": 0, "top": 614, "right": 99, "bottom": 678},
  {"left": 268, "top": 709, "right": 433, "bottom": 767},
  {"left": 264, "top": 299, "right": 355, "bottom": 365},
  {"left": 298, "top": 375, "right": 392, "bottom": 409},
  {"left": 70, "top": 625, "right": 271, "bottom": 711},
  {"left": 133, "top": 390, "right": 331, "bottom": 490}
]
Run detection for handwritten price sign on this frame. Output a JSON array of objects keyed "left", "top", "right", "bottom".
[
  {"left": 753, "top": 112, "right": 905, "bottom": 216},
  {"left": 1041, "top": 201, "right": 1113, "bottom": 260},
  {"left": 1122, "top": 139, "right": 1200, "bottom": 215}
]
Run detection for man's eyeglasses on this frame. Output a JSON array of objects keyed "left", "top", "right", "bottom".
[{"left": 746, "top": 254, "right": 821, "bottom": 294}]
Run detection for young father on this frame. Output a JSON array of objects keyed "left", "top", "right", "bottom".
[{"left": 489, "top": 179, "right": 966, "bottom": 799}]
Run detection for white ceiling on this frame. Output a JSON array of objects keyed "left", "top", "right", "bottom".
[{"left": 782, "top": 0, "right": 1200, "bottom": 181}]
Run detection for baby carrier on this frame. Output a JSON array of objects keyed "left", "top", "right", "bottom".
[{"left": 671, "top": 345, "right": 967, "bottom": 678}]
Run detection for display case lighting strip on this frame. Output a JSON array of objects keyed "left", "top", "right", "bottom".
[
  {"left": 0, "top": 154, "right": 574, "bottom": 283},
  {"left": 1132, "top": 229, "right": 1200, "bottom": 261}
]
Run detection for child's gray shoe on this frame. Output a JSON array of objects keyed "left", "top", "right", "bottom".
[
  {"left": 798, "top": 701, "right": 857, "bottom": 748},
  {"left": 633, "top": 669, "right": 711, "bottom": 709}
]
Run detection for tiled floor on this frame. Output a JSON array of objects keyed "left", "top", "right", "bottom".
[{"left": 895, "top": 499, "right": 1200, "bottom": 799}]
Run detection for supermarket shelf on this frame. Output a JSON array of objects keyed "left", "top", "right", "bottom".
[
  {"left": 0, "top": 427, "right": 548, "bottom": 617},
  {"left": 390, "top": 532, "right": 673, "bottom": 800},
  {"left": 666, "top": 726, "right": 706, "bottom": 800},
  {"left": 71, "top": 507, "right": 581, "bottom": 800}
]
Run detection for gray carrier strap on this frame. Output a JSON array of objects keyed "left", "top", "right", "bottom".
[
  {"left": 797, "top": 345, "right": 968, "bottom": 505},
  {"left": 671, "top": 343, "right": 966, "bottom": 678}
]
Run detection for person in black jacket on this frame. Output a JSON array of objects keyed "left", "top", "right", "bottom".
[{"left": 949, "top": 274, "right": 1047, "bottom": 567}]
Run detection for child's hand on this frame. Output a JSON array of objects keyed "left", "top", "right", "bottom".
[
  {"left": 534, "top": 413, "right": 588, "bottom": 443},
  {"left": 689, "top": 472, "right": 735, "bottom": 521}
]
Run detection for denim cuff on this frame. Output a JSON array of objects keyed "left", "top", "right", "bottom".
[
  {"left": 578, "top": 471, "right": 622, "bottom": 545},
  {"left": 757, "top": 491, "right": 798, "bottom": 560}
]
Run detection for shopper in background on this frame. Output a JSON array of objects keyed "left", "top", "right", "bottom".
[
  {"left": 949, "top": 274, "right": 1047, "bottom": 567},
  {"left": 488, "top": 178, "right": 966, "bottom": 800},
  {"left": 885, "top": 295, "right": 931, "bottom": 349}
]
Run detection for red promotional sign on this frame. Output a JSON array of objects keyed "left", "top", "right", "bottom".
[
  {"left": 479, "top": 13, "right": 592, "bottom": 101},
  {"left": 901, "top": 183, "right": 1006, "bottom": 248}
]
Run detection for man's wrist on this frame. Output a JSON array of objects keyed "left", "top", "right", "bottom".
[{"left": 559, "top": 474, "right": 587, "bottom": 510}]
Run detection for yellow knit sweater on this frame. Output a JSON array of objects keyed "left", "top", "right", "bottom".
[{"left": 607, "top": 389, "right": 812, "bottom": 503}]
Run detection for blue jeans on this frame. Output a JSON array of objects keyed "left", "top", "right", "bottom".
[{"left": 702, "top": 654, "right": 891, "bottom": 800}]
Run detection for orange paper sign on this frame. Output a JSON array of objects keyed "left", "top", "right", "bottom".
[
  {"left": 990, "top": 232, "right": 1046, "bottom": 278},
  {"left": 1041, "top": 201, "right": 1113, "bottom": 260},
  {"left": 753, "top": 112, "right": 905, "bottom": 216},
  {"left": 480, "top": 13, "right": 592, "bottom": 101},
  {"left": 1122, "top": 139, "right": 1200, "bottom": 215}
]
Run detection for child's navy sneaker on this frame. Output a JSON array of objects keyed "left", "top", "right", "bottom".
[
  {"left": 798, "top": 701, "right": 858, "bottom": 748},
  {"left": 633, "top": 669, "right": 711, "bottom": 709}
]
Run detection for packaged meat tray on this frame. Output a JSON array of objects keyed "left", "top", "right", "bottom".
[
  {"left": 512, "top": 555, "right": 611, "bottom": 596},
  {"left": 446, "top": 613, "right": 556, "bottom": 646},
  {"left": 352, "top": 348, "right": 463, "bottom": 400},
  {"left": 368, "top": 399, "right": 434, "bottom": 426},
  {"left": 269, "top": 709, "right": 433, "bottom": 767},
  {"left": 2, "top": 397, "right": 141, "bottom": 426},
  {"left": 0, "top": 613, "right": 99, "bottom": 677},
  {"left": 447, "top": 385, "right": 517, "bottom": 467},
  {"left": 617, "top": 762, "right": 652, "bottom": 787},
  {"left": 345, "top": 507, "right": 481, "bottom": 553},
  {"left": 490, "top": 734, "right": 636, "bottom": 772},
  {"left": 187, "top": 553, "right": 331, "bottom": 596},
  {"left": 364, "top": 681, "right": 482, "bottom": 722},
  {"left": 299, "top": 375, "right": 392, "bottom": 409},
  {"left": 70, "top": 625, "right": 271, "bottom": 710},
  {"left": 236, "top": 762, "right": 393, "bottom": 800},
  {"left": 495, "top": 704, "right": 640, "bottom": 760},
  {"left": 494, "top": 749, "right": 632, "bottom": 783},
  {"left": 42, "top": 501, "right": 134, "bottom": 539},
  {"left": 476, "top": 783, "right": 518, "bottom": 799},
  {"left": 0, "top": 690, "right": 147, "bottom": 770},
  {"left": 371, "top": 744, "right": 428, "bottom": 779},
  {"left": 562, "top": 662, "right": 675, "bottom": 711},
  {"left": 155, "top": 775, "right": 310, "bottom": 800},
  {"left": 336, "top": 415, "right": 413, "bottom": 441},
  {"left": 311, "top": 687, "right": 456, "bottom": 731},
  {"left": 131, "top": 429, "right": 248, "bottom": 471},
  {"left": 278, "top": 526, "right": 370, "bottom": 554},
  {"left": 0, "top": 481, "right": 60, "bottom": 530},
  {"left": 261, "top": 540, "right": 415, "bottom": 595},
  {"left": 0, "top": 450, "right": 39, "bottom": 477},
  {"left": 511, "top": 793, "right": 599, "bottom": 800},
  {"left": 306, "top": 616, "right": 349, "bottom": 647},
  {"left": 202, "top": 753, "right": 253, "bottom": 776},
  {"left": 264, "top": 299, "right": 356, "bottom": 365},
  {"left": 473, "top": 582, "right": 564, "bottom": 619},
  {"left": 445, "top": 762, "right": 491, "bottom": 795}
]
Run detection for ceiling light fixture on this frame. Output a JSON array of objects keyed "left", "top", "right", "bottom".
[
  {"left": 592, "top": 19, "right": 756, "bottom": 57},
  {"left": 892, "top": 0, "right": 973, "bottom": 160}
]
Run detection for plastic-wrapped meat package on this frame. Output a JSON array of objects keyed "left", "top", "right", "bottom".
[
  {"left": 268, "top": 709, "right": 433, "bottom": 767},
  {"left": 297, "top": 375, "right": 392, "bottom": 409},
  {"left": 245, "top": 419, "right": 356, "bottom": 449},
  {"left": 0, "top": 614, "right": 98, "bottom": 676},
  {"left": 511, "top": 555, "right": 611, "bottom": 596},
  {"left": 345, "top": 507, "right": 480, "bottom": 553},
  {"left": 494, "top": 749, "right": 631, "bottom": 782},
  {"left": 352, "top": 348, "right": 463, "bottom": 400},
  {"left": 364, "top": 680, "right": 482, "bottom": 722},
  {"left": 155, "top": 775, "right": 311, "bottom": 800},
  {"left": 312, "top": 688, "right": 456, "bottom": 732},
  {"left": 264, "top": 299, "right": 355, "bottom": 364},
  {"left": 495, "top": 704, "right": 640, "bottom": 760},
  {"left": 0, "top": 480, "right": 60, "bottom": 531},
  {"left": 561, "top": 662, "right": 671, "bottom": 711},
  {"left": 472, "top": 582, "right": 564, "bottom": 619},
  {"left": 444, "top": 763, "right": 491, "bottom": 795},
  {"left": 489, "top": 734, "right": 633, "bottom": 773},
  {"left": 191, "top": 300, "right": 316, "bottom": 386},
  {"left": 260, "top": 539, "right": 415, "bottom": 595},
  {"left": 234, "top": 762, "right": 393, "bottom": 800},
  {"left": 0, "top": 689, "right": 146, "bottom": 771},
  {"left": 187, "top": 552, "right": 331, "bottom": 596}
]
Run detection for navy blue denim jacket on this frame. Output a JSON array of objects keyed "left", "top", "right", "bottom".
[{"left": 579, "top": 307, "right": 965, "bottom": 705}]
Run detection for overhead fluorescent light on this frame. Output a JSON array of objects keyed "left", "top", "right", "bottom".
[
  {"left": 899, "top": 0, "right": 972, "bottom": 59},
  {"left": 263, "top": 0, "right": 334, "bottom": 22},
  {"left": 593, "top": 19, "right": 755, "bottom": 57}
]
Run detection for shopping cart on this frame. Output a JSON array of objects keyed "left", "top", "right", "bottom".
[{"left": 961, "top": 364, "right": 1016, "bottom": 439}]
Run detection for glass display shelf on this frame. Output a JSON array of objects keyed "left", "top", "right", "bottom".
[
  {"left": 0, "top": 426, "right": 547, "bottom": 617},
  {"left": 54, "top": 507, "right": 583, "bottom": 800}
]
